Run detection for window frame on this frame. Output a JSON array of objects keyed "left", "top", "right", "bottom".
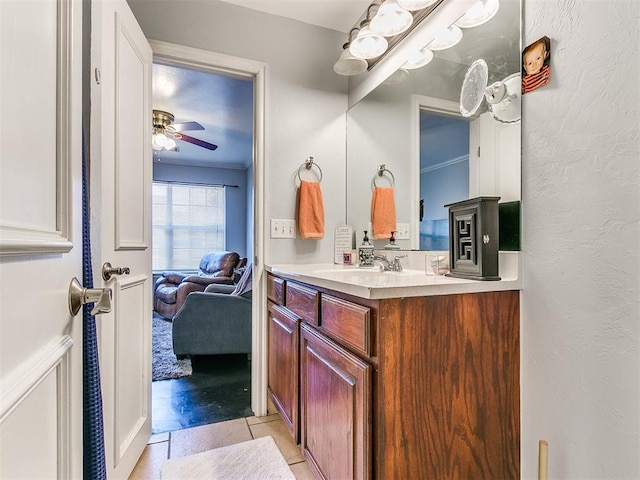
[{"left": 152, "top": 181, "right": 226, "bottom": 272}]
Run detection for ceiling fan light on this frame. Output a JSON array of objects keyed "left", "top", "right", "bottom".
[
  {"left": 397, "top": 0, "right": 438, "bottom": 12},
  {"left": 429, "top": 25, "right": 463, "bottom": 50},
  {"left": 403, "top": 47, "right": 434, "bottom": 69},
  {"left": 349, "top": 24, "right": 388, "bottom": 59},
  {"left": 370, "top": 0, "right": 413, "bottom": 37},
  {"left": 164, "top": 137, "right": 177, "bottom": 150},
  {"left": 455, "top": 0, "right": 499, "bottom": 28},
  {"left": 334, "top": 47, "right": 369, "bottom": 76},
  {"left": 152, "top": 132, "right": 168, "bottom": 150}
]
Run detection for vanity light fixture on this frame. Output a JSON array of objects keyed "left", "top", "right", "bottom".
[
  {"left": 397, "top": 0, "right": 439, "bottom": 11},
  {"left": 455, "top": 0, "right": 500, "bottom": 28},
  {"left": 370, "top": 0, "right": 413, "bottom": 37},
  {"left": 383, "top": 67, "right": 409, "bottom": 84},
  {"left": 349, "top": 5, "right": 389, "bottom": 60},
  {"left": 334, "top": 28, "right": 369, "bottom": 76},
  {"left": 332, "top": 0, "right": 459, "bottom": 76},
  {"left": 428, "top": 24, "right": 463, "bottom": 50},
  {"left": 403, "top": 47, "right": 434, "bottom": 69}
]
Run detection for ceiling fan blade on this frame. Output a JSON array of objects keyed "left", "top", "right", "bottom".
[
  {"left": 168, "top": 121, "right": 204, "bottom": 132},
  {"left": 173, "top": 133, "right": 218, "bottom": 151}
]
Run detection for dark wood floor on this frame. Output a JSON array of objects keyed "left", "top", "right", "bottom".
[{"left": 152, "top": 354, "right": 253, "bottom": 434}]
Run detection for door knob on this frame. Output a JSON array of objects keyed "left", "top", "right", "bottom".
[
  {"left": 102, "top": 262, "right": 131, "bottom": 281},
  {"left": 68, "top": 277, "right": 113, "bottom": 316}
]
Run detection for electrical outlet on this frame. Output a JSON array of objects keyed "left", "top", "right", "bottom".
[
  {"left": 395, "top": 223, "right": 410, "bottom": 239},
  {"left": 270, "top": 219, "right": 296, "bottom": 239}
]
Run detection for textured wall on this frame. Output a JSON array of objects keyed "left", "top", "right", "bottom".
[
  {"left": 128, "top": 0, "right": 347, "bottom": 265},
  {"left": 520, "top": 1, "right": 640, "bottom": 478}
]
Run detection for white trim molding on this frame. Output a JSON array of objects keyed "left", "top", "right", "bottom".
[
  {"left": 421, "top": 154, "right": 469, "bottom": 174},
  {"left": 148, "top": 40, "right": 269, "bottom": 417}
]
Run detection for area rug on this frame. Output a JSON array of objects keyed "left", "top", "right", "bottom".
[
  {"left": 152, "top": 316, "right": 192, "bottom": 381},
  {"left": 161, "top": 436, "right": 295, "bottom": 480}
]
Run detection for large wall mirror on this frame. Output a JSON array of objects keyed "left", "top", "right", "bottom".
[{"left": 346, "top": 0, "right": 521, "bottom": 250}]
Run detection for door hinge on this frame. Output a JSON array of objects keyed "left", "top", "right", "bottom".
[
  {"left": 94, "top": 67, "right": 101, "bottom": 85},
  {"left": 477, "top": 146, "right": 481, "bottom": 157}
]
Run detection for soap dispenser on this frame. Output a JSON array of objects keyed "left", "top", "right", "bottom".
[
  {"left": 357, "top": 231, "right": 374, "bottom": 267},
  {"left": 384, "top": 231, "right": 400, "bottom": 250}
]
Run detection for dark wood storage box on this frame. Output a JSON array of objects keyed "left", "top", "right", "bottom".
[{"left": 446, "top": 196, "right": 501, "bottom": 281}]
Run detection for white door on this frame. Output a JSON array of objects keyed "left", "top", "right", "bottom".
[
  {"left": 0, "top": 0, "right": 84, "bottom": 478},
  {"left": 91, "top": 0, "right": 153, "bottom": 478},
  {"left": 469, "top": 112, "right": 521, "bottom": 201}
]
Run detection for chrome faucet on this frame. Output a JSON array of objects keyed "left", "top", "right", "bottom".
[{"left": 373, "top": 254, "right": 408, "bottom": 272}]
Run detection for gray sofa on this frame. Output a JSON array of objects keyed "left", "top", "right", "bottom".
[{"left": 172, "top": 266, "right": 252, "bottom": 358}]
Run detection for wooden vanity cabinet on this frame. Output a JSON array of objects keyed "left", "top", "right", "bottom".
[
  {"left": 300, "top": 323, "right": 371, "bottom": 480},
  {"left": 266, "top": 273, "right": 520, "bottom": 480},
  {"left": 267, "top": 301, "right": 300, "bottom": 442}
]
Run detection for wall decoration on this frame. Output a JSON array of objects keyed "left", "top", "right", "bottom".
[{"left": 522, "top": 36, "right": 551, "bottom": 94}]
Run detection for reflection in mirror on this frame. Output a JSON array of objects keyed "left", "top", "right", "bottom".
[
  {"left": 346, "top": 0, "right": 521, "bottom": 250},
  {"left": 419, "top": 109, "right": 469, "bottom": 250}
]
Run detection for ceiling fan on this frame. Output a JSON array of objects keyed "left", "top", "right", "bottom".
[{"left": 152, "top": 109, "right": 218, "bottom": 151}]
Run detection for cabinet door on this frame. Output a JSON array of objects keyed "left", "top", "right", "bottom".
[
  {"left": 300, "top": 324, "right": 371, "bottom": 480},
  {"left": 267, "top": 302, "right": 300, "bottom": 442}
]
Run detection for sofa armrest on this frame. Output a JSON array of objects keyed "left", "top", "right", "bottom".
[
  {"left": 182, "top": 275, "right": 234, "bottom": 286},
  {"left": 160, "top": 271, "right": 188, "bottom": 284},
  {"left": 204, "top": 284, "right": 236, "bottom": 294}
]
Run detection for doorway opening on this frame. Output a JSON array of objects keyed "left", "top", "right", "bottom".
[
  {"left": 419, "top": 109, "right": 469, "bottom": 250},
  {"left": 149, "top": 54, "right": 258, "bottom": 434}
]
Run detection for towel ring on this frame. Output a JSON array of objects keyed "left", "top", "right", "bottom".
[
  {"left": 297, "top": 156, "right": 323, "bottom": 183},
  {"left": 371, "top": 164, "right": 395, "bottom": 191}
]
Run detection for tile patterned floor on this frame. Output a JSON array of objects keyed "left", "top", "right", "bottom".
[{"left": 128, "top": 414, "right": 315, "bottom": 480}]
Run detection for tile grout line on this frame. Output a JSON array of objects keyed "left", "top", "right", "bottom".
[{"left": 246, "top": 417, "right": 257, "bottom": 440}]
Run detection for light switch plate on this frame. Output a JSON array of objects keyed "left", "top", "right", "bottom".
[
  {"left": 395, "top": 223, "right": 410, "bottom": 239},
  {"left": 270, "top": 219, "right": 296, "bottom": 238}
]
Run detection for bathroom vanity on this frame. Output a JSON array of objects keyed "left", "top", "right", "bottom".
[{"left": 266, "top": 264, "right": 520, "bottom": 479}]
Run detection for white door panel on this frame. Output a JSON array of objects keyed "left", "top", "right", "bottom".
[
  {"left": 114, "top": 275, "right": 150, "bottom": 463},
  {"left": 472, "top": 112, "right": 521, "bottom": 201},
  {"left": 0, "top": 0, "right": 83, "bottom": 478},
  {"left": 92, "top": 0, "right": 152, "bottom": 477}
]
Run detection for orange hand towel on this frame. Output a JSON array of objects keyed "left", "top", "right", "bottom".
[
  {"left": 297, "top": 181, "right": 325, "bottom": 239},
  {"left": 371, "top": 186, "right": 396, "bottom": 239}
]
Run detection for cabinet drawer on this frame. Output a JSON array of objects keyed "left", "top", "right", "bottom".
[
  {"left": 267, "top": 274, "right": 286, "bottom": 305},
  {"left": 321, "top": 294, "right": 371, "bottom": 357},
  {"left": 286, "top": 281, "right": 319, "bottom": 325}
]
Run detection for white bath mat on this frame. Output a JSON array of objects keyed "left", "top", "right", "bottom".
[{"left": 161, "top": 435, "right": 296, "bottom": 480}]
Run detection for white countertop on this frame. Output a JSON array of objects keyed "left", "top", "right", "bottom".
[{"left": 266, "top": 262, "right": 522, "bottom": 300}]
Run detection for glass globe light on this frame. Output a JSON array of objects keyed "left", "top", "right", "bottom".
[
  {"left": 370, "top": 0, "right": 413, "bottom": 37},
  {"left": 397, "top": 0, "right": 438, "bottom": 11},
  {"left": 349, "top": 23, "right": 388, "bottom": 59}
]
